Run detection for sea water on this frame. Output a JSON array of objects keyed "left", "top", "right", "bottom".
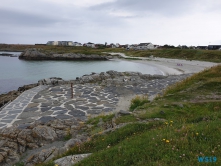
[{"left": 0, "top": 52, "right": 162, "bottom": 94}]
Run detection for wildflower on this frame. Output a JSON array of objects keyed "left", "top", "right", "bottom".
[
  {"left": 183, "top": 154, "right": 185, "bottom": 156},
  {"left": 163, "top": 139, "right": 166, "bottom": 141},
  {"left": 165, "top": 122, "right": 168, "bottom": 125},
  {"left": 170, "top": 120, "right": 173, "bottom": 123},
  {"left": 166, "top": 140, "right": 170, "bottom": 143},
  {"left": 102, "top": 139, "right": 105, "bottom": 141},
  {"left": 196, "top": 133, "right": 199, "bottom": 136},
  {"left": 55, "top": 164, "right": 59, "bottom": 166},
  {"left": 212, "top": 150, "right": 214, "bottom": 153},
  {"left": 152, "top": 138, "right": 155, "bottom": 140}
]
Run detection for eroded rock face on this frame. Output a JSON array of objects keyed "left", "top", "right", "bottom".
[
  {"left": 0, "top": 118, "right": 85, "bottom": 166},
  {"left": 19, "top": 48, "right": 109, "bottom": 60},
  {"left": 25, "top": 147, "right": 57, "bottom": 166}
]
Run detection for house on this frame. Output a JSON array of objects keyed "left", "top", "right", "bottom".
[
  {"left": 128, "top": 44, "right": 137, "bottom": 50},
  {"left": 46, "top": 41, "right": 59, "bottom": 45},
  {"left": 115, "top": 43, "right": 120, "bottom": 48},
  {"left": 73, "top": 42, "right": 82, "bottom": 46},
  {"left": 208, "top": 45, "right": 221, "bottom": 50},
  {"left": 95, "top": 44, "right": 105, "bottom": 48},
  {"left": 136, "top": 43, "right": 155, "bottom": 50},
  {"left": 110, "top": 43, "right": 116, "bottom": 48},
  {"left": 197, "top": 46, "right": 208, "bottom": 50},
  {"left": 84, "top": 42, "right": 96, "bottom": 48},
  {"left": 46, "top": 41, "right": 74, "bottom": 46},
  {"left": 120, "top": 44, "right": 129, "bottom": 48},
  {"left": 180, "top": 45, "right": 188, "bottom": 49}
]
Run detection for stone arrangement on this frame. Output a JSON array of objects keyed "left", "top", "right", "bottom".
[{"left": 0, "top": 70, "right": 193, "bottom": 165}]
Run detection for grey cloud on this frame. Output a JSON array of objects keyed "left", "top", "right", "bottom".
[
  {"left": 89, "top": 0, "right": 198, "bottom": 16},
  {"left": 0, "top": 8, "right": 60, "bottom": 27}
]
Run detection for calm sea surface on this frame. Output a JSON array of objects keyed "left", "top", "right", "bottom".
[{"left": 0, "top": 51, "right": 163, "bottom": 94}]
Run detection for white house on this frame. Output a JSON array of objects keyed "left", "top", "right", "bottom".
[
  {"left": 73, "top": 42, "right": 82, "bottom": 46},
  {"left": 85, "top": 42, "right": 96, "bottom": 48},
  {"left": 47, "top": 41, "right": 59, "bottom": 45},
  {"left": 136, "top": 43, "right": 155, "bottom": 50},
  {"left": 116, "top": 43, "right": 120, "bottom": 48},
  {"left": 46, "top": 41, "right": 74, "bottom": 46}
]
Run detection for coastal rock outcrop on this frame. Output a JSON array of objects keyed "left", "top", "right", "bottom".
[
  {"left": 72, "top": 70, "right": 167, "bottom": 85},
  {"left": 38, "top": 77, "right": 64, "bottom": 86},
  {"left": 0, "top": 118, "right": 88, "bottom": 166},
  {"left": 19, "top": 48, "right": 109, "bottom": 60}
]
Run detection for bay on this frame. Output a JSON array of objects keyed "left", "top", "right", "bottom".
[{"left": 0, "top": 52, "right": 163, "bottom": 94}]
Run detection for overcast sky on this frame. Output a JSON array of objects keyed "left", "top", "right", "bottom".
[{"left": 1, "top": 0, "right": 221, "bottom": 46}]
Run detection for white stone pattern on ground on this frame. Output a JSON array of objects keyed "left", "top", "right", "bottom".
[{"left": 0, "top": 85, "right": 48, "bottom": 129}]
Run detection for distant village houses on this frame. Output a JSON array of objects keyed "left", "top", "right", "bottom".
[
  {"left": 136, "top": 43, "right": 155, "bottom": 50},
  {"left": 46, "top": 41, "right": 81, "bottom": 46},
  {"left": 127, "top": 43, "right": 155, "bottom": 50},
  {"left": 83, "top": 42, "right": 96, "bottom": 48},
  {"left": 208, "top": 45, "right": 221, "bottom": 50},
  {"left": 73, "top": 42, "right": 82, "bottom": 46}
]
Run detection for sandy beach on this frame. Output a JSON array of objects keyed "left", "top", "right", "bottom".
[{"left": 108, "top": 52, "right": 220, "bottom": 76}]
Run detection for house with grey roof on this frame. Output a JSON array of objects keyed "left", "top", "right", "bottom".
[{"left": 136, "top": 43, "right": 155, "bottom": 50}]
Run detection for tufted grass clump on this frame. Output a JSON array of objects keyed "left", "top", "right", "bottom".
[{"left": 129, "top": 95, "right": 149, "bottom": 111}]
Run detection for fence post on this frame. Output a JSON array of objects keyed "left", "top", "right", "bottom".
[{"left": 71, "top": 83, "right": 73, "bottom": 99}]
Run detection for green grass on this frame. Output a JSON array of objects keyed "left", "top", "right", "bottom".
[
  {"left": 124, "top": 49, "right": 221, "bottom": 62},
  {"left": 129, "top": 95, "right": 149, "bottom": 111},
  {"left": 72, "top": 65, "right": 221, "bottom": 165}
]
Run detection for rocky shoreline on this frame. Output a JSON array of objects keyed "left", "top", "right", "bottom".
[
  {"left": 19, "top": 48, "right": 116, "bottom": 60},
  {"left": 0, "top": 70, "right": 193, "bottom": 166}
]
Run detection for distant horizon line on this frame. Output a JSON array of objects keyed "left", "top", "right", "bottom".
[{"left": 1, "top": 42, "right": 220, "bottom": 47}]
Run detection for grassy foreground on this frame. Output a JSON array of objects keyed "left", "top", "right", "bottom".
[{"left": 37, "top": 65, "right": 221, "bottom": 166}]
